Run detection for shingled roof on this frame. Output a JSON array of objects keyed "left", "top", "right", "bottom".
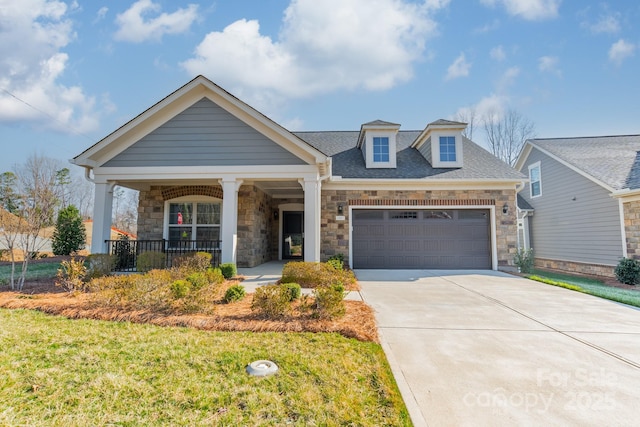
[
  {"left": 294, "top": 131, "right": 524, "bottom": 180},
  {"left": 529, "top": 135, "right": 640, "bottom": 190}
]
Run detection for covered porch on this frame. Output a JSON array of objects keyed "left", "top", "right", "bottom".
[{"left": 91, "top": 175, "right": 323, "bottom": 268}]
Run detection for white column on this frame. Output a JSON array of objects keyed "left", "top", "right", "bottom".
[
  {"left": 91, "top": 182, "right": 114, "bottom": 254},
  {"left": 303, "top": 178, "right": 321, "bottom": 262},
  {"left": 220, "top": 178, "right": 243, "bottom": 264}
]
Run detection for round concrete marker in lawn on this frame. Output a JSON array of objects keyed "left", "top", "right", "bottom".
[{"left": 246, "top": 360, "right": 278, "bottom": 377}]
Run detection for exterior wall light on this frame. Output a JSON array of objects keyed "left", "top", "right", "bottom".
[
  {"left": 337, "top": 204, "right": 344, "bottom": 214},
  {"left": 502, "top": 203, "right": 508, "bottom": 215}
]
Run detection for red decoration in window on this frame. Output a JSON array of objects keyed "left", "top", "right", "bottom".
[{"left": 177, "top": 212, "right": 183, "bottom": 225}]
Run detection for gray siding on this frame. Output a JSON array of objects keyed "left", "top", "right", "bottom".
[
  {"left": 519, "top": 148, "right": 624, "bottom": 265},
  {"left": 417, "top": 136, "right": 432, "bottom": 164},
  {"left": 103, "top": 98, "right": 307, "bottom": 167}
]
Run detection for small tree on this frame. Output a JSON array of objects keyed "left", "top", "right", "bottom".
[{"left": 52, "top": 205, "right": 86, "bottom": 255}]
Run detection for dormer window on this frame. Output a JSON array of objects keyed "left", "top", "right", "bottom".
[
  {"left": 410, "top": 119, "right": 466, "bottom": 168},
  {"left": 373, "top": 137, "right": 390, "bottom": 163},
  {"left": 439, "top": 136, "right": 457, "bottom": 162},
  {"left": 357, "top": 120, "right": 400, "bottom": 169}
]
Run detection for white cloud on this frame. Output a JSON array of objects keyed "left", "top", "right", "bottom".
[
  {"left": 0, "top": 0, "right": 100, "bottom": 133},
  {"left": 480, "top": 0, "right": 560, "bottom": 21},
  {"left": 609, "top": 39, "right": 635, "bottom": 65},
  {"left": 474, "top": 19, "right": 500, "bottom": 34},
  {"left": 114, "top": 0, "right": 199, "bottom": 43},
  {"left": 587, "top": 14, "right": 620, "bottom": 34},
  {"left": 538, "top": 55, "right": 561, "bottom": 75},
  {"left": 181, "top": 0, "right": 448, "bottom": 110},
  {"left": 455, "top": 94, "right": 508, "bottom": 126},
  {"left": 96, "top": 6, "right": 108, "bottom": 20},
  {"left": 445, "top": 53, "right": 471, "bottom": 81},
  {"left": 490, "top": 45, "right": 506, "bottom": 61}
]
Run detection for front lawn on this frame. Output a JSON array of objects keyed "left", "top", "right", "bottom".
[
  {"left": 0, "top": 261, "right": 60, "bottom": 283},
  {"left": 0, "top": 309, "right": 410, "bottom": 426},
  {"left": 526, "top": 270, "right": 640, "bottom": 308}
]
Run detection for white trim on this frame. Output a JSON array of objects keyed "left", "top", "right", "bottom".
[
  {"left": 364, "top": 132, "right": 397, "bottom": 168},
  {"left": 277, "top": 203, "right": 305, "bottom": 260},
  {"left": 348, "top": 204, "right": 498, "bottom": 270},
  {"left": 162, "top": 195, "right": 222, "bottom": 241},
  {"left": 431, "top": 133, "right": 464, "bottom": 168},
  {"left": 619, "top": 198, "right": 628, "bottom": 258},
  {"left": 528, "top": 161, "right": 542, "bottom": 198},
  {"left": 324, "top": 179, "right": 521, "bottom": 191}
]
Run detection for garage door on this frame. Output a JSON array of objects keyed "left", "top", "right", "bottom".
[{"left": 352, "top": 209, "right": 491, "bottom": 269}]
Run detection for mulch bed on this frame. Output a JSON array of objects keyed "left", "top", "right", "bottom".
[{"left": 0, "top": 280, "right": 379, "bottom": 343}]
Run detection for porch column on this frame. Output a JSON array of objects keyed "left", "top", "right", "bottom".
[
  {"left": 220, "top": 178, "right": 243, "bottom": 264},
  {"left": 303, "top": 178, "right": 321, "bottom": 262},
  {"left": 91, "top": 182, "right": 114, "bottom": 254}
]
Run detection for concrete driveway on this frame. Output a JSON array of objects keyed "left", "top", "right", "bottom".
[{"left": 357, "top": 270, "right": 640, "bottom": 427}]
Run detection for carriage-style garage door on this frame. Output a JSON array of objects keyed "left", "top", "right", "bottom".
[{"left": 352, "top": 209, "right": 491, "bottom": 269}]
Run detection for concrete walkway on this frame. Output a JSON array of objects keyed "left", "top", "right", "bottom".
[
  {"left": 357, "top": 269, "right": 640, "bottom": 427},
  {"left": 237, "top": 261, "right": 362, "bottom": 300}
]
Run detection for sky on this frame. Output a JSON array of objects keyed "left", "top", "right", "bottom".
[{"left": 0, "top": 0, "right": 639, "bottom": 173}]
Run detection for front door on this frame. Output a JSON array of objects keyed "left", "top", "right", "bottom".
[{"left": 282, "top": 211, "right": 304, "bottom": 259}]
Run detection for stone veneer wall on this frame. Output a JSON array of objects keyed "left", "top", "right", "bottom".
[
  {"left": 623, "top": 199, "right": 640, "bottom": 261},
  {"left": 237, "top": 185, "right": 272, "bottom": 267},
  {"left": 534, "top": 258, "right": 615, "bottom": 278},
  {"left": 320, "top": 189, "right": 517, "bottom": 269},
  {"left": 137, "top": 186, "right": 166, "bottom": 240}
]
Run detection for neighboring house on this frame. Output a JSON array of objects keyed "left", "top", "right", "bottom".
[
  {"left": 83, "top": 220, "right": 136, "bottom": 253},
  {"left": 71, "top": 75, "right": 525, "bottom": 270},
  {"left": 515, "top": 135, "right": 640, "bottom": 277}
]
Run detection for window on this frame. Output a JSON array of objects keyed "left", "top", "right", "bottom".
[
  {"left": 439, "top": 136, "right": 457, "bottom": 162},
  {"left": 529, "top": 162, "right": 541, "bottom": 197},
  {"left": 373, "top": 137, "right": 390, "bottom": 162},
  {"left": 167, "top": 201, "right": 221, "bottom": 248}
]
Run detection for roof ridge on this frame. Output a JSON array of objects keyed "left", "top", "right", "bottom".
[{"left": 532, "top": 134, "right": 640, "bottom": 141}]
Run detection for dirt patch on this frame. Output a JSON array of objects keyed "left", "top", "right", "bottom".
[{"left": 0, "top": 280, "right": 378, "bottom": 343}]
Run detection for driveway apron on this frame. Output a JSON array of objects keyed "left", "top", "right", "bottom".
[{"left": 357, "top": 270, "right": 640, "bottom": 427}]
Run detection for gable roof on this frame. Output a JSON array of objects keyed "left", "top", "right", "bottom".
[
  {"left": 295, "top": 131, "right": 524, "bottom": 180},
  {"left": 72, "top": 75, "right": 327, "bottom": 169},
  {"left": 517, "top": 135, "right": 640, "bottom": 191}
]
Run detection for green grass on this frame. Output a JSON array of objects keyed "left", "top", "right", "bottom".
[
  {"left": 0, "top": 309, "right": 411, "bottom": 426},
  {"left": 527, "top": 269, "right": 640, "bottom": 308},
  {"left": 0, "top": 261, "right": 61, "bottom": 282}
]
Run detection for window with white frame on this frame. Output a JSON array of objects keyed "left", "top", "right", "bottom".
[
  {"left": 373, "top": 137, "right": 390, "bottom": 163},
  {"left": 166, "top": 198, "right": 221, "bottom": 248},
  {"left": 529, "top": 162, "right": 541, "bottom": 197},
  {"left": 439, "top": 136, "right": 457, "bottom": 162}
]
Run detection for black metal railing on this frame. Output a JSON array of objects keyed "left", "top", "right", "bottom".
[{"left": 105, "top": 239, "right": 222, "bottom": 272}]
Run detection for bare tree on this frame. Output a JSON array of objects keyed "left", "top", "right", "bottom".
[
  {"left": 1, "top": 154, "right": 65, "bottom": 290},
  {"left": 113, "top": 186, "right": 138, "bottom": 235},
  {"left": 454, "top": 106, "right": 478, "bottom": 141},
  {"left": 482, "top": 108, "right": 536, "bottom": 166}
]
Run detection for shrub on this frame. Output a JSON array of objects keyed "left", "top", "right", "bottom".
[
  {"left": 224, "top": 284, "right": 246, "bottom": 303},
  {"left": 514, "top": 248, "right": 535, "bottom": 274},
  {"left": 251, "top": 284, "right": 291, "bottom": 317},
  {"left": 137, "top": 251, "right": 166, "bottom": 273},
  {"left": 327, "top": 254, "right": 344, "bottom": 270},
  {"left": 113, "top": 236, "right": 135, "bottom": 270},
  {"left": 52, "top": 205, "right": 86, "bottom": 255},
  {"left": 206, "top": 267, "right": 225, "bottom": 285},
  {"left": 170, "top": 280, "right": 191, "bottom": 299},
  {"left": 55, "top": 258, "right": 88, "bottom": 293},
  {"left": 281, "top": 282, "right": 302, "bottom": 301},
  {"left": 313, "top": 284, "right": 347, "bottom": 319},
  {"left": 172, "top": 252, "right": 212, "bottom": 272},
  {"left": 220, "top": 263, "right": 237, "bottom": 279},
  {"left": 615, "top": 258, "right": 640, "bottom": 285},
  {"left": 185, "top": 271, "right": 208, "bottom": 290},
  {"left": 86, "top": 254, "right": 116, "bottom": 279},
  {"left": 281, "top": 261, "right": 357, "bottom": 290}
]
